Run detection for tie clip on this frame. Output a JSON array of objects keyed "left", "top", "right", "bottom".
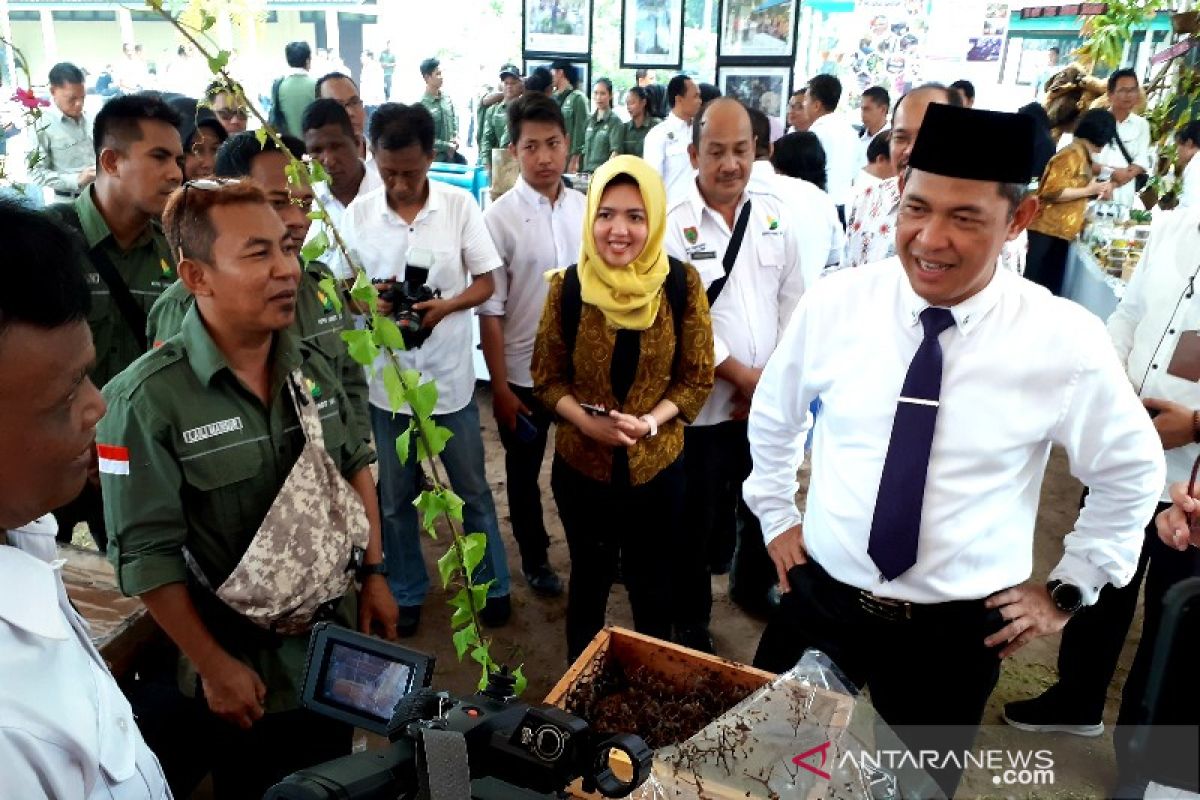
[{"left": 898, "top": 396, "right": 939, "bottom": 407}]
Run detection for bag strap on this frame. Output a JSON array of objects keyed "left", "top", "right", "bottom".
[
  {"left": 52, "top": 203, "right": 149, "bottom": 352},
  {"left": 285, "top": 368, "right": 325, "bottom": 446},
  {"left": 1112, "top": 131, "right": 1135, "bottom": 167},
  {"left": 706, "top": 199, "right": 753, "bottom": 308}
]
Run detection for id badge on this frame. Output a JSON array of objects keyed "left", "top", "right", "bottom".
[{"left": 1167, "top": 330, "right": 1200, "bottom": 382}]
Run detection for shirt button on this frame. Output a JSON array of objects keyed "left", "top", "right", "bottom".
[
  {"left": 1152, "top": 364, "right": 1159, "bottom": 369},
  {"left": 1170, "top": 329, "right": 1176, "bottom": 334}
]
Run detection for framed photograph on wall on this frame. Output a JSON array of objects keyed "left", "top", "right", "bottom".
[
  {"left": 524, "top": 57, "right": 592, "bottom": 95},
  {"left": 716, "top": 64, "right": 792, "bottom": 128},
  {"left": 621, "top": 0, "right": 685, "bottom": 69},
  {"left": 524, "top": 0, "right": 594, "bottom": 58},
  {"left": 716, "top": 0, "right": 799, "bottom": 61}
]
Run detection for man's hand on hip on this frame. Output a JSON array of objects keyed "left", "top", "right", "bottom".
[
  {"left": 983, "top": 582, "right": 1071, "bottom": 658},
  {"left": 766, "top": 525, "right": 808, "bottom": 593}
]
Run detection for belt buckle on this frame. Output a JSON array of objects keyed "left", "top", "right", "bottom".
[{"left": 858, "top": 591, "right": 912, "bottom": 622}]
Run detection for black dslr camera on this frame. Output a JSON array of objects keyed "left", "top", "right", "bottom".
[
  {"left": 375, "top": 248, "right": 441, "bottom": 349},
  {"left": 263, "top": 624, "right": 653, "bottom": 800}
]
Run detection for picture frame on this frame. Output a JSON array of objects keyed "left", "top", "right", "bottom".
[
  {"left": 716, "top": 0, "right": 799, "bottom": 62},
  {"left": 620, "top": 0, "right": 685, "bottom": 70},
  {"left": 523, "top": 0, "right": 594, "bottom": 59},
  {"left": 716, "top": 64, "right": 792, "bottom": 129},
  {"left": 524, "top": 57, "right": 592, "bottom": 96}
]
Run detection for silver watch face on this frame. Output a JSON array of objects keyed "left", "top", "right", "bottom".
[{"left": 1052, "top": 583, "right": 1082, "bottom": 612}]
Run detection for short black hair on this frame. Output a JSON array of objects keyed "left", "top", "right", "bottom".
[
  {"left": 667, "top": 74, "right": 692, "bottom": 109},
  {"left": 550, "top": 60, "right": 579, "bottom": 86},
  {"left": 861, "top": 85, "right": 891, "bottom": 110},
  {"left": 699, "top": 82, "right": 722, "bottom": 104},
  {"left": 893, "top": 82, "right": 964, "bottom": 115},
  {"left": 771, "top": 131, "right": 828, "bottom": 192},
  {"left": 301, "top": 98, "right": 356, "bottom": 139},
  {"left": 866, "top": 129, "right": 891, "bottom": 162},
  {"left": 635, "top": 68, "right": 649, "bottom": 80},
  {"left": 48, "top": 62, "right": 84, "bottom": 87},
  {"left": 285, "top": 41, "right": 311, "bottom": 69},
  {"left": 166, "top": 96, "right": 227, "bottom": 151},
  {"left": 747, "top": 106, "right": 771, "bottom": 160},
  {"left": 419, "top": 57, "right": 440, "bottom": 78},
  {"left": 369, "top": 102, "right": 435, "bottom": 153},
  {"left": 92, "top": 93, "right": 182, "bottom": 159},
  {"left": 949, "top": 79, "right": 976, "bottom": 101},
  {"left": 214, "top": 131, "right": 305, "bottom": 178},
  {"left": 1177, "top": 121, "right": 1200, "bottom": 148},
  {"left": 508, "top": 91, "right": 566, "bottom": 145},
  {"left": 525, "top": 66, "right": 553, "bottom": 94},
  {"left": 204, "top": 78, "right": 245, "bottom": 102},
  {"left": 807, "top": 74, "right": 841, "bottom": 112},
  {"left": 1049, "top": 46, "right": 1060, "bottom": 54},
  {"left": 0, "top": 198, "right": 89, "bottom": 340},
  {"left": 1074, "top": 108, "right": 1118, "bottom": 148},
  {"left": 1107, "top": 67, "right": 1139, "bottom": 93},
  {"left": 315, "top": 71, "right": 357, "bottom": 98},
  {"left": 627, "top": 86, "right": 649, "bottom": 104}
]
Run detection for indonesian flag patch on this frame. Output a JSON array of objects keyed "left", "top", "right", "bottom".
[{"left": 97, "top": 444, "right": 130, "bottom": 476}]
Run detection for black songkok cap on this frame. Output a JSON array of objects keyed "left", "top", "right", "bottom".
[{"left": 908, "top": 103, "right": 1034, "bottom": 184}]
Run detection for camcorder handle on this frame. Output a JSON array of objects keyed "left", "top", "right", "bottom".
[{"left": 415, "top": 727, "right": 471, "bottom": 800}]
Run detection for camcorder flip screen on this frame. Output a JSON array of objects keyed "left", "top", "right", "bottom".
[{"left": 301, "top": 623, "right": 435, "bottom": 735}]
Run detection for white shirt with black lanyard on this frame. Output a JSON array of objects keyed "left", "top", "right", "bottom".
[{"left": 664, "top": 181, "right": 807, "bottom": 426}]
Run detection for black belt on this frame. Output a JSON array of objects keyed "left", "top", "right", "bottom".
[{"left": 803, "top": 560, "right": 987, "bottom": 624}]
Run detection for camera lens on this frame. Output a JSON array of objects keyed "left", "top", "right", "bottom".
[{"left": 531, "top": 724, "right": 568, "bottom": 761}]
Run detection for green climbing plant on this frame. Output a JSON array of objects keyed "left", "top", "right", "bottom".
[{"left": 147, "top": 0, "right": 524, "bottom": 694}]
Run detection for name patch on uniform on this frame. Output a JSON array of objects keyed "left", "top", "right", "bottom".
[{"left": 182, "top": 417, "right": 245, "bottom": 445}]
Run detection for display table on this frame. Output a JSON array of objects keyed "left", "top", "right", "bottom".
[
  {"left": 60, "top": 544, "right": 158, "bottom": 678},
  {"left": 1062, "top": 243, "right": 1126, "bottom": 321}
]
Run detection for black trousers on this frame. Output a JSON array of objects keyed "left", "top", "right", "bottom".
[
  {"left": 674, "top": 420, "right": 775, "bottom": 631},
  {"left": 1024, "top": 230, "right": 1071, "bottom": 296},
  {"left": 493, "top": 383, "right": 554, "bottom": 572},
  {"left": 754, "top": 561, "right": 1006, "bottom": 796},
  {"left": 52, "top": 480, "right": 107, "bottom": 552},
  {"left": 553, "top": 454, "right": 681, "bottom": 661}
]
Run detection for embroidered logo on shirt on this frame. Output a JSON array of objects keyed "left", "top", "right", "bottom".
[
  {"left": 306, "top": 378, "right": 323, "bottom": 399},
  {"left": 182, "top": 417, "right": 245, "bottom": 445},
  {"left": 766, "top": 215, "right": 779, "bottom": 231},
  {"left": 684, "top": 226, "right": 698, "bottom": 244},
  {"left": 160, "top": 258, "right": 174, "bottom": 279},
  {"left": 316, "top": 288, "right": 335, "bottom": 312},
  {"left": 97, "top": 444, "right": 130, "bottom": 476}
]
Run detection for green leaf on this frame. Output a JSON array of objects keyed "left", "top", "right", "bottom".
[
  {"left": 309, "top": 159, "right": 330, "bottom": 184},
  {"left": 415, "top": 489, "right": 449, "bottom": 536},
  {"left": 284, "top": 162, "right": 300, "bottom": 186},
  {"left": 200, "top": 10, "right": 217, "bottom": 31},
  {"left": 513, "top": 665, "right": 527, "bottom": 696},
  {"left": 255, "top": 128, "right": 268, "bottom": 147},
  {"left": 299, "top": 229, "right": 329, "bottom": 264},
  {"left": 478, "top": 665, "right": 491, "bottom": 691},
  {"left": 395, "top": 421, "right": 413, "bottom": 466},
  {"left": 206, "top": 50, "right": 230, "bottom": 75},
  {"left": 470, "top": 579, "right": 492, "bottom": 609},
  {"left": 436, "top": 541, "right": 462, "bottom": 587},
  {"left": 340, "top": 328, "right": 378, "bottom": 366},
  {"left": 317, "top": 277, "right": 342, "bottom": 314},
  {"left": 415, "top": 421, "right": 454, "bottom": 461},
  {"left": 382, "top": 363, "right": 406, "bottom": 412},
  {"left": 349, "top": 270, "right": 376, "bottom": 303},
  {"left": 306, "top": 209, "right": 327, "bottom": 221},
  {"left": 449, "top": 588, "right": 473, "bottom": 627},
  {"left": 406, "top": 380, "right": 439, "bottom": 420},
  {"left": 462, "top": 532, "right": 487, "bottom": 581},
  {"left": 451, "top": 623, "right": 477, "bottom": 661},
  {"left": 373, "top": 316, "right": 406, "bottom": 351},
  {"left": 470, "top": 644, "right": 491, "bottom": 667},
  {"left": 400, "top": 369, "right": 422, "bottom": 388},
  {"left": 441, "top": 489, "right": 464, "bottom": 523}
]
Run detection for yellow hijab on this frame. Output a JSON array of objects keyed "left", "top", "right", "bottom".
[{"left": 577, "top": 155, "right": 670, "bottom": 331}]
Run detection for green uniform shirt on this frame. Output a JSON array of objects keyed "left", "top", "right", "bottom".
[
  {"left": 480, "top": 101, "right": 512, "bottom": 160},
  {"left": 555, "top": 87, "right": 589, "bottom": 158},
  {"left": 616, "top": 116, "right": 662, "bottom": 159},
  {"left": 145, "top": 260, "right": 370, "bottom": 445},
  {"left": 275, "top": 72, "right": 317, "bottom": 138},
  {"left": 100, "top": 305, "right": 373, "bottom": 712},
  {"left": 420, "top": 92, "right": 459, "bottom": 161},
  {"left": 59, "top": 186, "right": 175, "bottom": 389},
  {"left": 582, "top": 111, "right": 622, "bottom": 173}
]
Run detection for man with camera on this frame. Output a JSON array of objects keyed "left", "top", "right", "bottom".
[
  {"left": 0, "top": 200, "right": 170, "bottom": 799},
  {"left": 336, "top": 102, "right": 513, "bottom": 637}
]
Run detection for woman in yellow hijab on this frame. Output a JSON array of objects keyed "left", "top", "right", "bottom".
[{"left": 532, "top": 155, "right": 714, "bottom": 660}]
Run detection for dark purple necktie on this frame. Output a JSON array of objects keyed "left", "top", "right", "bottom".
[{"left": 868, "top": 306, "right": 957, "bottom": 581}]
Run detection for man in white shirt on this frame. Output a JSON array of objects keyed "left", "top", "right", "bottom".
[
  {"left": 803, "top": 74, "right": 859, "bottom": 222},
  {"left": 0, "top": 199, "right": 170, "bottom": 799},
  {"left": 1175, "top": 121, "right": 1200, "bottom": 208},
  {"left": 641, "top": 74, "right": 703, "bottom": 204},
  {"left": 480, "top": 93, "right": 584, "bottom": 599},
  {"left": 1094, "top": 68, "right": 1151, "bottom": 210},
  {"left": 316, "top": 71, "right": 369, "bottom": 160},
  {"left": 663, "top": 98, "right": 807, "bottom": 651},
  {"left": 746, "top": 107, "right": 842, "bottom": 287},
  {"left": 745, "top": 104, "right": 1164, "bottom": 795},
  {"left": 1004, "top": 208, "right": 1200, "bottom": 790},
  {"left": 302, "top": 100, "right": 382, "bottom": 257},
  {"left": 336, "top": 104, "right": 512, "bottom": 636},
  {"left": 856, "top": 85, "right": 890, "bottom": 173}
]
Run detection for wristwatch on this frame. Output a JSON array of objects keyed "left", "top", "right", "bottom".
[
  {"left": 1047, "top": 580, "right": 1083, "bottom": 614},
  {"left": 356, "top": 561, "right": 389, "bottom": 580}
]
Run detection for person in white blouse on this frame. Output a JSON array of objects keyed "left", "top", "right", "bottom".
[
  {"left": 0, "top": 200, "right": 170, "bottom": 799},
  {"left": 1174, "top": 121, "right": 1200, "bottom": 208},
  {"left": 1093, "top": 68, "right": 1152, "bottom": 210},
  {"left": 803, "top": 73, "right": 859, "bottom": 223},
  {"left": 745, "top": 104, "right": 1164, "bottom": 796},
  {"left": 480, "top": 93, "right": 585, "bottom": 598},
  {"left": 663, "top": 98, "right": 807, "bottom": 651},
  {"left": 640, "top": 75, "right": 702, "bottom": 205},
  {"left": 1005, "top": 207, "right": 1200, "bottom": 796}
]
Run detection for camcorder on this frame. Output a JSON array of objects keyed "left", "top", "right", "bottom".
[
  {"left": 264, "top": 623, "right": 653, "bottom": 800},
  {"left": 375, "top": 247, "right": 441, "bottom": 349}
]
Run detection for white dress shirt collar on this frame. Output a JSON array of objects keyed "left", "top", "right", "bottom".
[
  {"left": 898, "top": 262, "right": 1008, "bottom": 337},
  {"left": 684, "top": 178, "right": 749, "bottom": 232},
  {"left": 376, "top": 177, "right": 443, "bottom": 223},
  {"left": 512, "top": 174, "right": 562, "bottom": 210},
  {"left": 0, "top": 545, "right": 70, "bottom": 640}
]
